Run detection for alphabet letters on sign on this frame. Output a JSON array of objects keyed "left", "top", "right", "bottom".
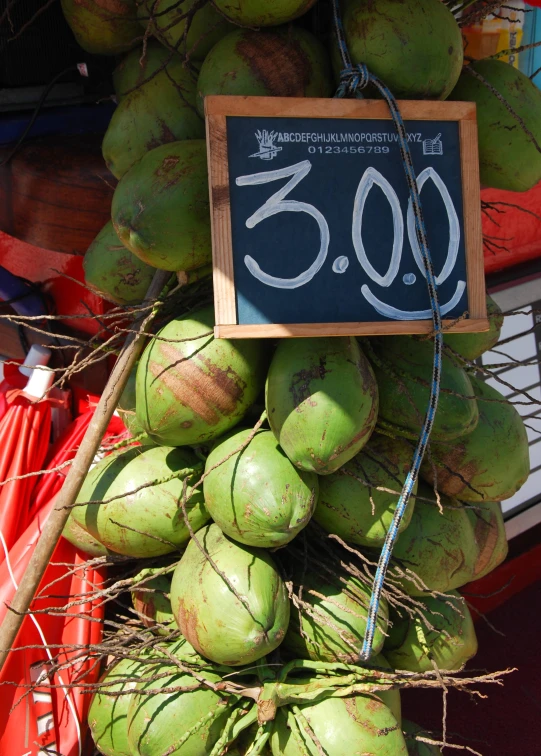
[{"left": 205, "top": 96, "right": 487, "bottom": 339}]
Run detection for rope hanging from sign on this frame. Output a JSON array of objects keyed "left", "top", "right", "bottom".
[{"left": 330, "top": 0, "right": 444, "bottom": 662}]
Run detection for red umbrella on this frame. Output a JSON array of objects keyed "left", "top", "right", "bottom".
[
  {"left": 0, "top": 346, "right": 51, "bottom": 423},
  {"left": 0, "top": 365, "right": 54, "bottom": 555},
  {"left": 0, "top": 410, "right": 124, "bottom": 756}
]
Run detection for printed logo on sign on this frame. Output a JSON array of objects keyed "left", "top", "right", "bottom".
[
  {"left": 250, "top": 130, "right": 282, "bottom": 160},
  {"left": 423, "top": 133, "right": 443, "bottom": 156}
]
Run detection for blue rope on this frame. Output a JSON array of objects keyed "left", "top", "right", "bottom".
[{"left": 331, "top": 0, "right": 444, "bottom": 662}]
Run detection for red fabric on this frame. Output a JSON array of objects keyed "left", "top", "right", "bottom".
[
  {"left": 0, "top": 413, "right": 125, "bottom": 756},
  {"left": 482, "top": 182, "right": 541, "bottom": 274},
  {"left": 0, "top": 392, "right": 51, "bottom": 553}
]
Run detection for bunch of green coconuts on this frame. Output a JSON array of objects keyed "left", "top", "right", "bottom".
[{"left": 58, "top": 1, "right": 534, "bottom": 754}]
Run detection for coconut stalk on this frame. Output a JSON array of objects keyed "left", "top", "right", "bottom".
[{"left": 0, "top": 268, "right": 171, "bottom": 673}]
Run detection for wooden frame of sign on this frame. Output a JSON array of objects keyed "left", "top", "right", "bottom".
[{"left": 205, "top": 96, "right": 487, "bottom": 339}]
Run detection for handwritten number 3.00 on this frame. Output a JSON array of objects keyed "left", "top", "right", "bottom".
[{"left": 235, "top": 159, "right": 460, "bottom": 291}]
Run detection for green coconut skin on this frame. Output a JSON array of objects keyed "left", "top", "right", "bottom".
[
  {"left": 112, "top": 140, "right": 211, "bottom": 271},
  {"left": 203, "top": 428, "right": 318, "bottom": 548},
  {"left": 368, "top": 336, "right": 479, "bottom": 442},
  {"left": 88, "top": 657, "right": 149, "bottom": 756},
  {"left": 212, "top": 0, "right": 316, "bottom": 27},
  {"left": 136, "top": 305, "right": 266, "bottom": 447},
  {"left": 266, "top": 337, "right": 379, "bottom": 475},
  {"left": 271, "top": 693, "right": 407, "bottom": 756},
  {"left": 314, "top": 433, "right": 416, "bottom": 547},
  {"left": 444, "top": 294, "right": 503, "bottom": 362},
  {"left": 402, "top": 720, "right": 442, "bottom": 755},
  {"left": 72, "top": 445, "right": 209, "bottom": 558},
  {"left": 103, "top": 61, "right": 203, "bottom": 180},
  {"left": 449, "top": 59, "right": 541, "bottom": 191},
  {"left": 127, "top": 663, "right": 236, "bottom": 756},
  {"left": 137, "top": 0, "right": 233, "bottom": 61},
  {"left": 116, "top": 367, "right": 153, "bottom": 442},
  {"left": 112, "top": 41, "right": 177, "bottom": 100},
  {"left": 131, "top": 567, "right": 176, "bottom": 636},
  {"left": 384, "top": 591, "right": 477, "bottom": 673},
  {"left": 342, "top": 0, "right": 463, "bottom": 100},
  {"left": 83, "top": 221, "right": 156, "bottom": 306},
  {"left": 62, "top": 515, "right": 113, "bottom": 557},
  {"left": 392, "top": 485, "right": 478, "bottom": 596},
  {"left": 171, "top": 524, "right": 290, "bottom": 666},
  {"left": 466, "top": 500, "right": 508, "bottom": 581},
  {"left": 196, "top": 27, "right": 332, "bottom": 116},
  {"left": 61, "top": 0, "right": 140, "bottom": 55},
  {"left": 421, "top": 376, "right": 530, "bottom": 502},
  {"left": 283, "top": 573, "right": 389, "bottom": 663}
]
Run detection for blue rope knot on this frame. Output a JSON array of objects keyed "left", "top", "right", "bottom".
[{"left": 337, "top": 63, "right": 371, "bottom": 99}]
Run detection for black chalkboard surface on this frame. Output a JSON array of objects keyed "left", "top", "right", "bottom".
[{"left": 205, "top": 97, "right": 487, "bottom": 339}]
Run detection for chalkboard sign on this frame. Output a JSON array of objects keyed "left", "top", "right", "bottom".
[{"left": 205, "top": 97, "right": 487, "bottom": 339}]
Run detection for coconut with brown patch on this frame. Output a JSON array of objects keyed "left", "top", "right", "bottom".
[
  {"left": 196, "top": 26, "right": 332, "bottom": 117},
  {"left": 136, "top": 305, "right": 266, "bottom": 446}
]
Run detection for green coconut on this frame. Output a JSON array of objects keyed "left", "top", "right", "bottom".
[
  {"left": 314, "top": 433, "right": 416, "bottom": 547},
  {"left": 83, "top": 221, "right": 156, "bottom": 306},
  {"left": 367, "top": 336, "right": 479, "bottom": 442},
  {"left": 421, "top": 376, "right": 530, "bottom": 502},
  {"left": 341, "top": 0, "right": 462, "bottom": 99},
  {"left": 271, "top": 693, "right": 407, "bottom": 756},
  {"left": 61, "top": 0, "right": 140, "bottom": 55},
  {"left": 449, "top": 59, "right": 541, "bottom": 191},
  {"left": 403, "top": 720, "right": 442, "bottom": 755},
  {"left": 444, "top": 294, "right": 503, "bottom": 362},
  {"left": 72, "top": 445, "right": 209, "bottom": 558},
  {"left": 170, "top": 523, "right": 290, "bottom": 666},
  {"left": 384, "top": 591, "right": 477, "bottom": 673},
  {"left": 391, "top": 485, "right": 478, "bottom": 596},
  {"left": 212, "top": 0, "right": 316, "bottom": 27},
  {"left": 127, "top": 659, "right": 236, "bottom": 755},
  {"left": 112, "top": 41, "right": 176, "bottom": 100},
  {"left": 111, "top": 140, "right": 210, "bottom": 271},
  {"left": 116, "top": 367, "right": 153, "bottom": 442},
  {"left": 62, "top": 514, "right": 113, "bottom": 557},
  {"left": 203, "top": 428, "right": 318, "bottom": 548},
  {"left": 103, "top": 59, "right": 203, "bottom": 180},
  {"left": 466, "top": 500, "right": 508, "bottom": 582},
  {"left": 131, "top": 567, "right": 176, "bottom": 636},
  {"left": 283, "top": 572, "right": 389, "bottom": 663},
  {"left": 196, "top": 27, "right": 332, "bottom": 117},
  {"left": 137, "top": 0, "right": 233, "bottom": 61},
  {"left": 136, "top": 305, "right": 266, "bottom": 446},
  {"left": 266, "top": 337, "right": 378, "bottom": 475},
  {"left": 88, "top": 657, "right": 150, "bottom": 756}
]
